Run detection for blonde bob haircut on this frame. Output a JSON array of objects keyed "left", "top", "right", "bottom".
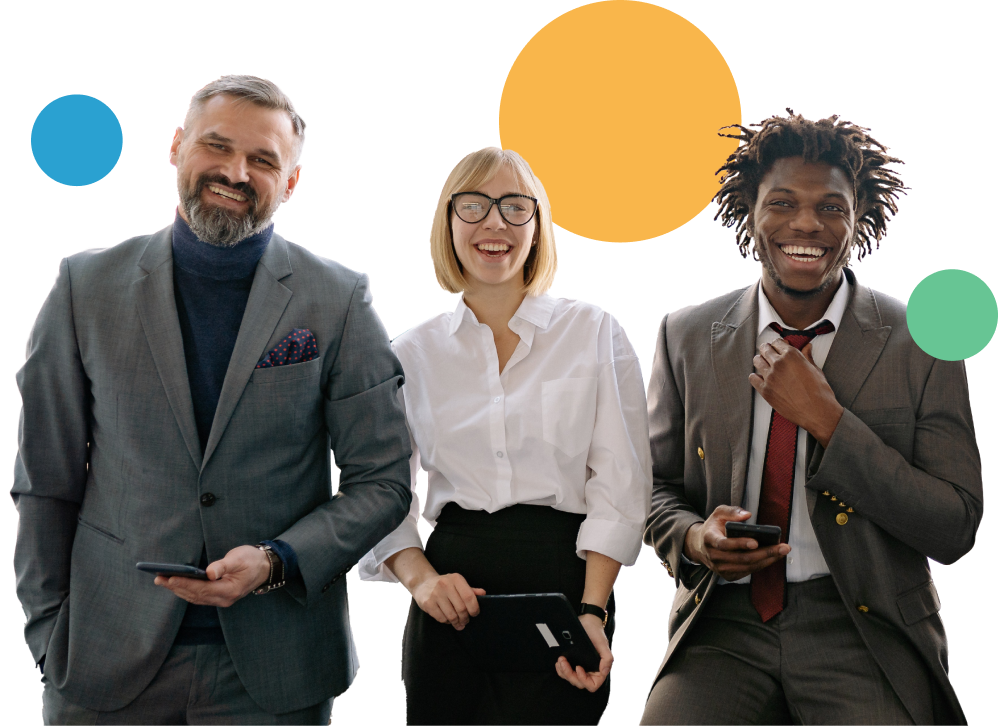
[{"left": 431, "top": 148, "right": 558, "bottom": 296}]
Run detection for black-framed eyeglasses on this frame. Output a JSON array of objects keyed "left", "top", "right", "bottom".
[{"left": 451, "top": 192, "right": 538, "bottom": 226}]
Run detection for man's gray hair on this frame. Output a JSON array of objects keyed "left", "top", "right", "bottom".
[{"left": 184, "top": 75, "right": 306, "bottom": 166}]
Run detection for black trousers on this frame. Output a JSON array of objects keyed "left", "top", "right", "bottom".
[{"left": 402, "top": 503, "right": 615, "bottom": 725}]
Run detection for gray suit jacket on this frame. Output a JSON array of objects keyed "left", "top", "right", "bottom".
[
  {"left": 644, "top": 269, "right": 982, "bottom": 724},
  {"left": 12, "top": 225, "right": 413, "bottom": 713}
]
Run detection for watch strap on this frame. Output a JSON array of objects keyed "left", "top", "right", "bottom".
[
  {"left": 578, "top": 602, "right": 609, "bottom": 628},
  {"left": 253, "top": 543, "right": 286, "bottom": 595}
]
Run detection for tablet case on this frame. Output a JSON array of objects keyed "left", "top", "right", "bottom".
[{"left": 454, "top": 592, "right": 602, "bottom": 673}]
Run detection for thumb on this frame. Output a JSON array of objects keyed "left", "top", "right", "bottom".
[
  {"left": 473, "top": 588, "right": 487, "bottom": 596},
  {"left": 205, "top": 559, "right": 227, "bottom": 581},
  {"left": 725, "top": 506, "right": 752, "bottom": 522},
  {"left": 801, "top": 342, "right": 815, "bottom": 364}
]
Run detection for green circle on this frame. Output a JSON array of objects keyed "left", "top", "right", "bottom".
[{"left": 907, "top": 270, "right": 997, "bottom": 361}]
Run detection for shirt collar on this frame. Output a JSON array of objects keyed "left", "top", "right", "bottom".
[
  {"left": 757, "top": 271, "right": 850, "bottom": 334},
  {"left": 448, "top": 293, "right": 558, "bottom": 337}
]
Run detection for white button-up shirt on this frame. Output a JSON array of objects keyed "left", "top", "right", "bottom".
[
  {"left": 729, "top": 274, "right": 850, "bottom": 584},
  {"left": 359, "top": 294, "right": 652, "bottom": 582}
]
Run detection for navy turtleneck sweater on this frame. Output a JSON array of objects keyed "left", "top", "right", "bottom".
[{"left": 171, "top": 212, "right": 299, "bottom": 643}]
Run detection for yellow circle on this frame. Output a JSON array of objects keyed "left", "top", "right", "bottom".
[
  {"left": 836, "top": 513, "right": 849, "bottom": 526},
  {"left": 500, "top": 1, "right": 741, "bottom": 242}
]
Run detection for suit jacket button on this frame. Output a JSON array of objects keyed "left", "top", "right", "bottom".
[
  {"left": 697, "top": 447, "right": 704, "bottom": 460},
  {"left": 836, "top": 512, "right": 849, "bottom": 525},
  {"left": 200, "top": 493, "right": 216, "bottom": 507},
  {"left": 858, "top": 605, "right": 869, "bottom": 613},
  {"left": 695, "top": 593, "right": 701, "bottom": 605}
]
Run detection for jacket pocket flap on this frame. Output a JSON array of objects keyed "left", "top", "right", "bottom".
[
  {"left": 854, "top": 406, "right": 914, "bottom": 427},
  {"left": 896, "top": 580, "right": 941, "bottom": 625}
]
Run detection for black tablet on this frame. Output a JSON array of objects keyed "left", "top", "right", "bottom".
[{"left": 454, "top": 592, "right": 601, "bottom": 673}]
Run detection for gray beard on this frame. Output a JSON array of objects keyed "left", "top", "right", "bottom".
[{"left": 177, "top": 173, "right": 278, "bottom": 247}]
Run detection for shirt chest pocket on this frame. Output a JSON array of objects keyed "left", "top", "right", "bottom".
[{"left": 541, "top": 377, "right": 597, "bottom": 458}]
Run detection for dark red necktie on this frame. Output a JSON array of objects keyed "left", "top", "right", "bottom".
[{"left": 750, "top": 320, "right": 835, "bottom": 622}]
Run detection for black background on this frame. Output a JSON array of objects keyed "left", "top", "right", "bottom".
[{"left": 13, "top": 2, "right": 991, "bottom": 721}]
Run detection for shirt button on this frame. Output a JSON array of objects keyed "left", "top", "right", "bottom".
[
  {"left": 200, "top": 493, "right": 216, "bottom": 507},
  {"left": 494, "top": 396, "right": 501, "bottom": 403},
  {"left": 496, "top": 451, "right": 503, "bottom": 458},
  {"left": 787, "top": 557, "right": 793, "bottom": 565}
]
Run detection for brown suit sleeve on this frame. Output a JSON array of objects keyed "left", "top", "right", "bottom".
[{"left": 644, "top": 314, "right": 704, "bottom": 586}]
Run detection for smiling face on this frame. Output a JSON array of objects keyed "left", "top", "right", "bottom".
[
  {"left": 170, "top": 94, "right": 300, "bottom": 246},
  {"left": 451, "top": 168, "right": 538, "bottom": 294},
  {"left": 751, "top": 156, "right": 856, "bottom": 298}
]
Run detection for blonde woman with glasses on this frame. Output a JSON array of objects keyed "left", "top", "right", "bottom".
[{"left": 360, "top": 148, "right": 651, "bottom": 725}]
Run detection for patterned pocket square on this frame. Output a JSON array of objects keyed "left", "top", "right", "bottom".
[{"left": 256, "top": 329, "right": 319, "bottom": 369}]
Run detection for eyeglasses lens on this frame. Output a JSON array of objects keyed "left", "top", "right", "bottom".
[{"left": 453, "top": 194, "right": 536, "bottom": 225}]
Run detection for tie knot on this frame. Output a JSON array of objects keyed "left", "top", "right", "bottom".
[{"left": 769, "top": 320, "right": 835, "bottom": 349}]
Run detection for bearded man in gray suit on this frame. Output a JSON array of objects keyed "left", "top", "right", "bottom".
[
  {"left": 13, "top": 75, "right": 412, "bottom": 724},
  {"left": 641, "top": 112, "right": 982, "bottom": 724}
]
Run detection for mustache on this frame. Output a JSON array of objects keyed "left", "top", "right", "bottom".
[{"left": 195, "top": 173, "right": 258, "bottom": 206}]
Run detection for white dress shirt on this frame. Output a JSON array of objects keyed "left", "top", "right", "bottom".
[
  {"left": 359, "top": 294, "right": 653, "bottom": 582},
  {"left": 729, "top": 273, "right": 850, "bottom": 585}
]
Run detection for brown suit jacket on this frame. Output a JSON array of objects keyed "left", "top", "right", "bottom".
[{"left": 644, "top": 268, "right": 982, "bottom": 724}]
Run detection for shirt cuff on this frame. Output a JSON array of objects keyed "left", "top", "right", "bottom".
[
  {"left": 576, "top": 518, "right": 644, "bottom": 565},
  {"left": 357, "top": 518, "right": 424, "bottom": 583},
  {"left": 260, "top": 539, "right": 300, "bottom": 582}
]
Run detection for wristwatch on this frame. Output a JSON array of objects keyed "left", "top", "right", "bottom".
[
  {"left": 253, "top": 543, "right": 286, "bottom": 595},
  {"left": 578, "top": 602, "right": 609, "bottom": 628}
]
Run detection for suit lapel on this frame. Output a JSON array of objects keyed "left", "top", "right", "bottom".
[
  {"left": 134, "top": 226, "right": 203, "bottom": 470},
  {"left": 201, "top": 234, "right": 293, "bottom": 468},
  {"left": 710, "top": 284, "right": 760, "bottom": 506},
  {"left": 806, "top": 269, "right": 891, "bottom": 512},
  {"left": 821, "top": 269, "right": 892, "bottom": 409}
]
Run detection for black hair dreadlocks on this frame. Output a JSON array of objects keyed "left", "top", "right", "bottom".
[{"left": 713, "top": 109, "right": 907, "bottom": 261}]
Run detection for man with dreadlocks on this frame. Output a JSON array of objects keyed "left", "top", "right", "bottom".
[{"left": 640, "top": 111, "right": 982, "bottom": 724}]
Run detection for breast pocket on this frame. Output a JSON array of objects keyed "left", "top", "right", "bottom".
[{"left": 541, "top": 377, "right": 597, "bottom": 458}]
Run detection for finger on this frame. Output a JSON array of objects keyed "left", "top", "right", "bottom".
[
  {"left": 748, "top": 372, "right": 765, "bottom": 392},
  {"left": 710, "top": 543, "right": 790, "bottom": 563},
  {"left": 460, "top": 586, "right": 481, "bottom": 618},
  {"left": 443, "top": 588, "right": 471, "bottom": 626},
  {"left": 752, "top": 354, "right": 771, "bottom": 376},
  {"left": 555, "top": 657, "right": 584, "bottom": 689},
  {"left": 769, "top": 338, "right": 790, "bottom": 355},
  {"left": 712, "top": 505, "right": 751, "bottom": 522}
]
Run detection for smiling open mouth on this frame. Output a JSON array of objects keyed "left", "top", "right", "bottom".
[
  {"left": 207, "top": 184, "right": 248, "bottom": 203},
  {"left": 475, "top": 242, "right": 512, "bottom": 258},
  {"left": 779, "top": 244, "right": 826, "bottom": 262}
]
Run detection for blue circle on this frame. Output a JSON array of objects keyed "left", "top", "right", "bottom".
[{"left": 31, "top": 95, "right": 123, "bottom": 186}]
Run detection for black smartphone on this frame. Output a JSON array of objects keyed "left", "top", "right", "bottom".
[
  {"left": 136, "top": 562, "right": 208, "bottom": 580},
  {"left": 725, "top": 522, "right": 782, "bottom": 547}
]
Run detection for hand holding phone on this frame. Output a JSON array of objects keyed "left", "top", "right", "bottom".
[
  {"left": 684, "top": 505, "right": 790, "bottom": 582},
  {"left": 136, "top": 562, "right": 208, "bottom": 580}
]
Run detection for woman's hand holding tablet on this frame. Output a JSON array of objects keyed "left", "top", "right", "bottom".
[
  {"left": 385, "top": 547, "right": 487, "bottom": 631},
  {"left": 556, "top": 613, "right": 613, "bottom": 691},
  {"left": 414, "top": 572, "right": 487, "bottom": 631}
]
